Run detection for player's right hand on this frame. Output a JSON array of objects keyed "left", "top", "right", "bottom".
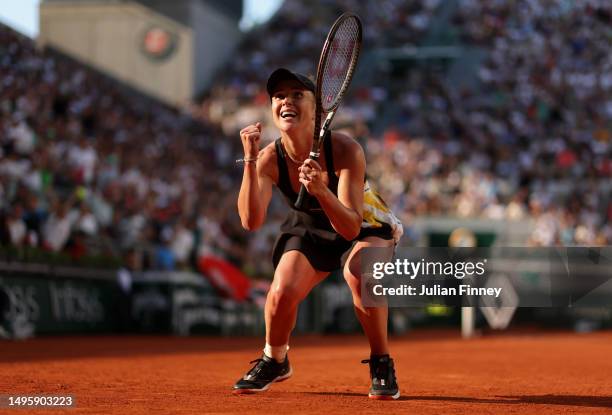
[{"left": 240, "top": 122, "right": 262, "bottom": 158}]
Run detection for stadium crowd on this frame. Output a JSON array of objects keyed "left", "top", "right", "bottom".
[
  {"left": 0, "top": 24, "right": 249, "bottom": 273},
  {"left": 364, "top": 0, "right": 612, "bottom": 246},
  {"left": 0, "top": 0, "right": 610, "bottom": 282},
  {"left": 436, "top": 0, "right": 610, "bottom": 245}
]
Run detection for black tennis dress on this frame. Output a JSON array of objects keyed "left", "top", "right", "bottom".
[{"left": 271, "top": 133, "right": 399, "bottom": 272}]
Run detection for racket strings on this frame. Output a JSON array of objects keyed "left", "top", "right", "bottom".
[{"left": 320, "top": 17, "right": 361, "bottom": 112}]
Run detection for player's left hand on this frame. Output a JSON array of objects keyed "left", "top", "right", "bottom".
[{"left": 299, "top": 159, "right": 328, "bottom": 197}]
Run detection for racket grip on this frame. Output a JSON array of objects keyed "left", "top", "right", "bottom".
[
  {"left": 294, "top": 149, "right": 321, "bottom": 209},
  {"left": 294, "top": 117, "right": 331, "bottom": 210},
  {"left": 294, "top": 185, "right": 308, "bottom": 210}
]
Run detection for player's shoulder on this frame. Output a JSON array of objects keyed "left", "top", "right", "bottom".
[
  {"left": 331, "top": 131, "right": 365, "bottom": 164},
  {"left": 331, "top": 130, "right": 358, "bottom": 147},
  {"left": 259, "top": 140, "right": 278, "bottom": 160}
]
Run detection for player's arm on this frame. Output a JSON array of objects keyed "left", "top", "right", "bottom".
[
  {"left": 237, "top": 123, "right": 274, "bottom": 231},
  {"left": 300, "top": 133, "right": 364, "bottom": 240}
]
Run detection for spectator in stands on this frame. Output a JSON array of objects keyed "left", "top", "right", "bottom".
[
  {"left": 1, "top": 204, "right": 26, "bottom": 246},
  {"left": 42, "top": 201, "right": 72, "bottom": 252}
]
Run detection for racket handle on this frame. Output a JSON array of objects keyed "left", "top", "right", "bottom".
[
  {"left": 294, "top": 151, "right": 321, "bottom": 209},
  {"left": 294, "top": 147, "right": 323, "bottom": 210},
  {"left": 294, "top": 185, "right": 308, "bottom": 210},
  {"left": 294, "top": 113, "right": 334, "bottom": 210}
]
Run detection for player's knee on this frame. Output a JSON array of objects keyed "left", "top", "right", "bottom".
[
  {"left": 267, "top": 284, "right": 301, "bottom": 313},
  {"left": 344, "top": 274, "right": 368, "bottom": 314},
  {"left": 344, "top": 267, "right": 361, "bottom": 290}
]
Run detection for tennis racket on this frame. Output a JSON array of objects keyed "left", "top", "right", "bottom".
[{"left": 294, "top": 12, "right": 363, "bottom": 210}]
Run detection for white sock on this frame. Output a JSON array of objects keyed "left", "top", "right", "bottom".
[{"left": 263, "top": 343, "right": 289, "bottom": 362}]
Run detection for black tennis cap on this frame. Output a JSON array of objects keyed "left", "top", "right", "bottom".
[{"left": 266, "top": 68, "right": 315, "bottom": 97}]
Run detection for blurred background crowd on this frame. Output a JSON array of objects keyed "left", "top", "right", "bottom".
[{"left": 1, "top": 0, "right": 610, "bottom": 280}]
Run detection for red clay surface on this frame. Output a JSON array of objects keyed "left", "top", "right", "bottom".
[{"left": 1, "top": 330, "right": 611, "bottom": 414}]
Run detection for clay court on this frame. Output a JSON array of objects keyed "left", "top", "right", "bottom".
[{"left": 1, "top": 330, "right": 611, "bottom": 414}]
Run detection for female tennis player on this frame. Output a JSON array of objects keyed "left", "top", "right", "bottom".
[{"left": 233, "top": 68, "right": 402, "bottom": 400}]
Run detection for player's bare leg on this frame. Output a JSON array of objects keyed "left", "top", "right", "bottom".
[
  {"left": 344, "top": 237, "right": 393, "bottom": 353},
  {"left": 265, "top": 250, "right": 328, "bottom": 347},
  {"left": 344, "top": 237, "right": 400, "bottom": 400},
  {"left": 233, "top": 250, "right": 328, "bottom": 394}
]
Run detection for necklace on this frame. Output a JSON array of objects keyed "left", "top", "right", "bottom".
[{"left": 281, "top": 140, "right": 309, "bottom": 165}]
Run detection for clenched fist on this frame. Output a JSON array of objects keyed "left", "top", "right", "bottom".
[{"left": 240, "top": 122, "right": 262, "bottom": 159}]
